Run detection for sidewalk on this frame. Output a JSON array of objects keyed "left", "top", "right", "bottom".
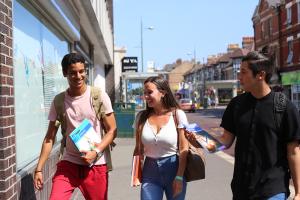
[{"left": 72, "top": 138, "right": 234, "bottom": 200}]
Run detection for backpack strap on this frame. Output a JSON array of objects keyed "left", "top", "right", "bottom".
[
  {"left": 53, "top": 91, "right": 67, "bottom": 160},
  {"left": 90, "top": 86, "right": 116, "bottom": 171},
  {"left": 273, "top": 92, "right": 287, "bottom": 131},
  {"left": 90, "top": 86, "right": 105, "bottom": 122}
]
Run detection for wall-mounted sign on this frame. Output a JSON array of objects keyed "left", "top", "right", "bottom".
[
  {"left": 122, "top": 57, "right": 138, "bottom": 72},
  {"left": 282, "top": 71, "right": 300, "bottom": 85}
]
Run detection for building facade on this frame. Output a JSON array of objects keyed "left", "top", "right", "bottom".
[
  {"left": 183, "top": 39, "right": 253, "bottom": 106},
  {"left": 114, "top": 46, "right": 127, "bottom": 102},
  {"left": 168, "top": 60, "right": 194, "bottom": 93},
  {"left": 253, "top": 0, "right": 300, "bottom": 110},
  {"left": 0, "top": 0, "right": 114, "bottom": 199}
]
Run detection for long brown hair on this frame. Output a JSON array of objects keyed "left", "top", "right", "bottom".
[{"left": 136, "top": 76, "right": 179, "bottom": 134}]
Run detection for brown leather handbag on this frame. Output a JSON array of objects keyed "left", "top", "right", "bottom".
[{"left": 173, "top": 110, "right": 205, "bottom": 182}]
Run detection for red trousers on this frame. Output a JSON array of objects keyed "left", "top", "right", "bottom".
[{"left": 49, "top": 160, "right": 108, "bottom": 200}]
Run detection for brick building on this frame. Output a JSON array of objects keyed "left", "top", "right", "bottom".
[
  {"left": 0, "top": 0, "right": 114, "bottom": 199},
  {"left": 253, "top": 0, "right": 300, "bottom": 110}
]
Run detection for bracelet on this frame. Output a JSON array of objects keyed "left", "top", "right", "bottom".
[
  {"left": 175, "top": 175, "right": 183, "bottom": 181},
  {"left": 34, "top": 170, "right": 42, "bottom": 173}
]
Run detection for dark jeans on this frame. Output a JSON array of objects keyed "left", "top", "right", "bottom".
[{"left": 141, "top": 155, "right": 187, "bottom": 200}]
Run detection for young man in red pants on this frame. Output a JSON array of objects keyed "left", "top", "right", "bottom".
[{"left": 34, "top": 53, "right": 117, "bottom": 200}]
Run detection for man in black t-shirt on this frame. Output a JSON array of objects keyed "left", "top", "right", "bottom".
[{"left": 218, "top": 51, "right": 300, "bottom": 200}]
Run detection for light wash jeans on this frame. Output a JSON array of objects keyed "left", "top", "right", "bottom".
[
  {"left": 141, "top": 155, "right": 187, "bottom": 200},
  {"left": 267, "top": 193, "right": 286, "bottom": 200}
]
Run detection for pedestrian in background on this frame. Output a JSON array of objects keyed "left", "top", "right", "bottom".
[
  {"left": 33, "top": 53, "right": 117, "bottom": 200},
  {"left": 133, "top": 76, "right": 189, "bottom": 200},
  {"left": 217, "top": 51, "right": 300, "bottom": 200}
]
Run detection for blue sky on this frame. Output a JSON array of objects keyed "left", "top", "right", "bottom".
[{"left": 114, "top": 0, "right": 259, "bottom": 70}]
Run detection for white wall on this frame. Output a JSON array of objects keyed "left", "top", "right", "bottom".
[
  {"left": 114, "top": 47, "right": 127, "bottom": 102},
  {"left": 93, "top": 64, "right": 106, "bottom": 91}
]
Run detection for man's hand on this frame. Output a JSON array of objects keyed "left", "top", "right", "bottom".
[
  {"left": 33, "top": 171, "right": 43, "bottom": 190},
  {"left": 294, "top": 193, "right": 300, "bottom": 200},
  {"left": 81, "top": 150, "right": 97, "bottom": 165}
]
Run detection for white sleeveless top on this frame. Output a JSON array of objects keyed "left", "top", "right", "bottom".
[{"left": 141, "top": 109, "right": 188, "bottom": 159}]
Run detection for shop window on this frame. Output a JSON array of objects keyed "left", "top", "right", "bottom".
[
  {"left": 261, "top": 22, "right": 265, "bottom": 40},
  {"left": 266, "top": 18, "right": 272, "bottom": 38},
  {"left": 298, "top": 2, "right": 300, "bottom": 23},
  {"left": 287, "top": 6, "right": 292, "bottom": 26},
  {"left": 292, "top": 84, "right": 300, "bottom": 111},
  {"left": 287, "top": 40, "right": 293, "bottom": 64},
  {"left": 13, "top": 1, "right": 69, "bottom": 169}
]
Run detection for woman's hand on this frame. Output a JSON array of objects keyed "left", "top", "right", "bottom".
[
  {"left": 172, "top": 178, "right": 183, "bottom": 198},
  {"left": 184, "top": 131, "right": 201, "bottom": 148}
]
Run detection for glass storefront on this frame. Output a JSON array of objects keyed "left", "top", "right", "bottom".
[
  {"left": 218, "top": 88, "right": 233, "bottom": 104},
  {"left": 13, "top": 1, "right": 69, "bottom": 169},
  {"left": 292, "top": 84, "right": 300, "bottom": 111}
]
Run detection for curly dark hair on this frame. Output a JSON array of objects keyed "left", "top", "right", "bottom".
[{"left": 61, "top": 53, "right": 85, "bottom": 76}]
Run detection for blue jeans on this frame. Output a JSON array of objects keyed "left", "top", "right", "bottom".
[
  {"left": 141, "top": 155, "right": 187, "bottom": 200},
  {"left": 267, "top": 193, "right": 286, "bottom": 200}
]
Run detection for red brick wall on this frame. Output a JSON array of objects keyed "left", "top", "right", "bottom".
[
  {"left": 279, "top": 0, "right": 300, "bottom": 71},
  {"left": 254, "top": 0, "right": 300, "bottom": 72},
  {"left": 0, "top": 0, "right": 17, "bottom": 199}
]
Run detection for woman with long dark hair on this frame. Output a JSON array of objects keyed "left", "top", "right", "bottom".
[{"left": 133, "top": 76, "right": 189, "bottom": 200}]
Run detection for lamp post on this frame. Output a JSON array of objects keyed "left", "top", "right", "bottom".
[
  {"left": 187, "top": 48, "right": 196, "bottom": 65},
  {"left": 140, "top": 19, "right": 154, "bottom": 72}
]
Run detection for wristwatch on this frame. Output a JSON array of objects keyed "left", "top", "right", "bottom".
[{"left": 93, "top": 148, "right": 103, "bottom": 161}]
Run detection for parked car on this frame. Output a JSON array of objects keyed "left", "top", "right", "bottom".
[{"left": 179, "top": 98, "right": 196, "bottom": 112}]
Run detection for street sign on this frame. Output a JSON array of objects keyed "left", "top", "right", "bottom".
[{"left": 122, "top": 57, "right": 138, "bottom": 72}]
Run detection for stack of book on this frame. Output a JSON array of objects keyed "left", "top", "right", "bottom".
[{"left": 69, "top": 119, "right": 101, "bottom": 166}]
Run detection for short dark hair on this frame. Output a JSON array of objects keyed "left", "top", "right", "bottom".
[
  {"left": 61, "top": 53, "right": 85, "bottom": 76},
  {"left": 242, "top": 51, "right": 274, "bottom": 83}
]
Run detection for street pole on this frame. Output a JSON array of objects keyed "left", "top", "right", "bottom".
[
  {"left": 140, "top": 19, "right": 154, "bottom": 73},
  {"left": 193, "top": 48, "right": 196, "bottom": 65},
  {"left": 140, "top": 20, "right": 144, "bottom": 73},
  {"left": 202, "top": 57, "right": 206, "bottom": 105}
]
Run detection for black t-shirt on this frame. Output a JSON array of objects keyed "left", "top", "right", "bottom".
[{"left": 221, "top": 91, "right": 300, "bottom": 200}]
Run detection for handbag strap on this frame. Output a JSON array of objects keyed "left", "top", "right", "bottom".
[
  {"left": 172, "top": 109, "right": 180, "bottom": 150},
  {"left": 135, "top": 111, "right": 146, "bottom": 155},
  {"left": 172, "top": 109, "right": 179, "bottom": 128}
]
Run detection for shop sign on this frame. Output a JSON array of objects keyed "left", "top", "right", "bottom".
[
  {"left": 281, "top": 71, "right": 300, "bottom": 85},
  {"left": 122, "top": 57, "right": 138, "bottom": 72}
]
